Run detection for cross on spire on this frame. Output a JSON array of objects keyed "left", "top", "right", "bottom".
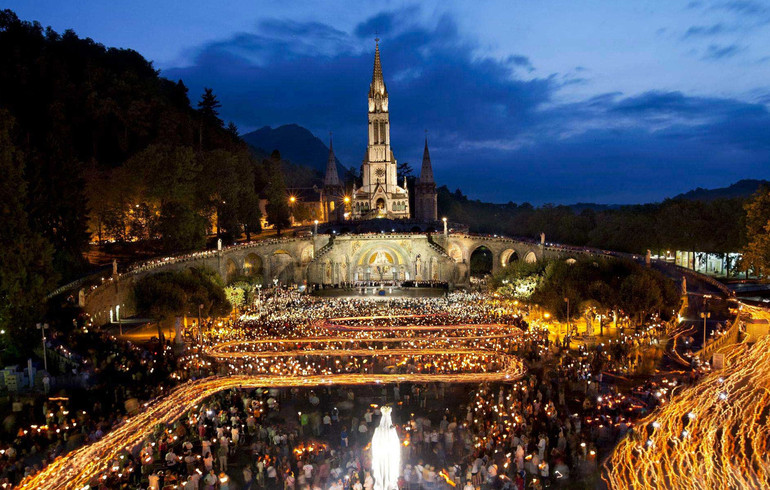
[{"left": 370, "top": 37, "right": 387, "bottom": 97}]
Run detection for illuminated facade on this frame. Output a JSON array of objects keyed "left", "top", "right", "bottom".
[
  {"left": 320, "top": 40, "right": 440, "bottom": 222},
  {"left": 350, "top": 40, "right": 411, "bottom": 219}
]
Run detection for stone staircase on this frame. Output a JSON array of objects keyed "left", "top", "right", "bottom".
[
  {"left": 427, "top": 235, "right": 453, "bottom": 260},
  {"left": 308, "top": 236, "right": 335, "bottom": 264}
]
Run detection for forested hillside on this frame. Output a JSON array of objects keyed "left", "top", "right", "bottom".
[
  {"left": 438, "top": 186, "right": 745, "bottom": 256},
  {"left": 0, "top": 10, "right": 284, "bottom": 280}
]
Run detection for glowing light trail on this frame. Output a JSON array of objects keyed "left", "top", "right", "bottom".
[
  {"left": 19, "top": 314, "right": 526, "bottom": 489},
  {"left": 604, "top": 334, "right": 770, "bottom": 489}
]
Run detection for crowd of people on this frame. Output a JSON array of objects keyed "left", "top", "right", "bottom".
[
  {"left": 3, "top": 287, "right": 691, "bottom": 489},
  {"left": 0, "top": 323, "right": 184, "bottom": 487}
]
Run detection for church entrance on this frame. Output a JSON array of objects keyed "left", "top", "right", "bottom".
[{"left": 376, "top": 198, "right": 386, "bottom": 216}]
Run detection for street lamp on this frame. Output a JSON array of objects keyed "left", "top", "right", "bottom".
[
  {"left": 198, "top": 304, "right": 204, "bottom": 345},
  {"left": 700, "top": 311, "right": 711, "bottom": 349},
  {"left": 442, "top": 217, "right": 448, "bottom": 237},
  {"left": 314, "top": 220, "right": 319, "bottom": 236},
  {"left": 36, "top": 323, "right": 49, "bottom": 372},
  {"left": 564, "top": 297, "right": 570, "bottom": 335},
  {"left": 288, "top": 196, "right": 296, "bottom": 226}
]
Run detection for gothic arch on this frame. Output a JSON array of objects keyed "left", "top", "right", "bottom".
[
  {"left": 225, "top": 258, "right": 239, "bottom": 283},
  {"left": 271, "top": 250, "right": 295, "bottom": 284},
  {"left": 500, "top": 249, "right": 520, "bottom": 267},
  {"left": 243, "top": 253, "right": 263, "bottom": 277},
  {"left": 272, "top": 249, "right": 294, "bottom": 261},
  {"left": 470, "top": 245, "right": 494, "bottom": 277}
]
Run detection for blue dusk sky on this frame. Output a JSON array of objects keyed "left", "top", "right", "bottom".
[{"left": 7, "top": 0, "right": 770, "bottom": 204}]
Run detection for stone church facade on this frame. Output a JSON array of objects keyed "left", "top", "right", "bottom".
[{"left": 321, "top": 40, "right": 438, "bottom": 223}]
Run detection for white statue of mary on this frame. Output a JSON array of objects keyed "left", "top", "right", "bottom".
[{"left": 372, "top": 406, "right": 401, "bottom": 490}]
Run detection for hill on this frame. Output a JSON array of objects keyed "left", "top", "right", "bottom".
[
  {"left": 673, "top": 179, "right": 768, "bottom": 201},
  {"left": 242, "top": 124, "right": 346, "bottom": 177}
]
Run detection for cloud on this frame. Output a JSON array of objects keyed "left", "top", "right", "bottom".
[
  {"left": 354, "top": 9, "right": 410, "bottom": 38},
  {"left": 163, "top": 9, "right": 770, "bottom": 204},
  {"left": 506, "top": 55, "right": 533, "bottom": 71},
  {"left": 702, "top": 43, "right": 743, "bottom": 60},
  {"left": 716, "top": 0, "right": 768, "bottom": 16},
  {"left": 683, "top": 23, "right": 728, "bottom": 38}
]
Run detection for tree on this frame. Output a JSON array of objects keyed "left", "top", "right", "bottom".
[
  {"left": 1, "top": 11, "right": 245, "bottom": 273},
  {"left": 226, "top": 121, "right": 239, "bottom": 138},
  {"left": 156, "top": 202, "right": 207, "bottom": 252},
  {"left": 264, "top": 151, "right": 291, "bottom": 235},
  {"left": 0, "top": 110, "right": 56, "bottom": 362},
  {"left": 530, "top": 257, "right": 677, "bottom": 329},
  {"left": 398, "top": 161, "right": 414, "bottom": 178},
  {"left": 197, "top": 88, "right": 223, "bottom": 127},
  {"left": 740, "top": 185, "right": 770, "bottom": 277},
  {"left": 133, "top": 267, "right": 230, "bottom": 338},
  {"left": 619, "top": 271, "right": 663, "bottom": 329}
]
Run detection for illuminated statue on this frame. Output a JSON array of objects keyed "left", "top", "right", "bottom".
[
  {"left": 372, "top": 406, "right": 400, "bottom": 490},
  {"left": 373, "top": 251, "right": 391, "bottom": 265}
]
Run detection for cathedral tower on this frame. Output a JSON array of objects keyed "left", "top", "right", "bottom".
[
  {"left": 415, "top": 136, "right": 438, "bottom": 222},
  {"left": 352, "top": 40, "right": 410, "bottom": 219},
  {"left": 321, "top": 136, "right": 344, "bottom": 222}
]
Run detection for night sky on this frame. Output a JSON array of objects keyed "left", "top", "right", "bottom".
[{"left": 9, "top": 0, "right": 770, "bottom": 204}]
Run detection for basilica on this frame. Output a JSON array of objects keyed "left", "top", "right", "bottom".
[{"left": 320, "top": 40, "right": 438, "bottom": 223}]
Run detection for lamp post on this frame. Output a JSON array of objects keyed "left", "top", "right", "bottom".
[
  {"left": 36, "top": 323, "right": 49, "bottom": 372},
  {"left": 700, "top": 311, "right": 711, "bottom": 349},
  {"left": 198, "top": 304, "right": 204, "bottom": 346},
  {"left": 564, "top": 297, "right": 570, "bottom": 335},
  {"left": 442, "top": 217, "right": 448, "bottom": 237},
  {"left": 343, "top": 196, "right": 351, "bottom": 221},
  {"left": 289, "top": 196, "right": 296, "bottom": 226},
  {"left": 701, "top": 294, "right": 712, "bottom": 349},
  {"left": 314, "top": 220, "right": 319, "bottom": 236}
]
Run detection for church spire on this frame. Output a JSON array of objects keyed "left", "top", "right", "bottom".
[
  {"left": 419, "top": 135, "right": 435, "bottom": 184},
  {"left": 369, "top": 38, "right": 387, "bottom": 98},
  {"left": 324, "top": 134, "right": 341, "bottom": 187}
]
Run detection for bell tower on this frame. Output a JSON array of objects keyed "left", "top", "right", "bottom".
[
  {"left": 363, "top": 39, "right": 396, "bottom": 193},
  {"left": 352, "top": 39, "right": 410, "bottom": 220}
]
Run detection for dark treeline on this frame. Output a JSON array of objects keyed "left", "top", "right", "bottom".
[
  {"left": 438, "top": 186, "right": 745, "bottom": 256},
  {"left": 0, "top": 10, "right": 291, "bottom": 359},
  {"left": 0, "top": 10, "right": 302, "bottom": 275},
  {"left": 492, "top": 257, "right": 680, "bottom": 328}
]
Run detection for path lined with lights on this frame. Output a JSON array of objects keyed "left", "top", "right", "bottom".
[
  {"left": 603, "top": 333, "right": 770, "bottom": 489},
  {"left": 19, "top": 314, "right": 526, "bottom": 490}
]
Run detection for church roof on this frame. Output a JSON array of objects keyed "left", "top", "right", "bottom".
[
  {"left": 323, "top": 136, "right": 341, "bottom": 187},
  {"left": 418, "top": 136, "right": 435, "bottom": 184},
  {"left": 369, "top": 40, "right": 388, "bottom": 98}
]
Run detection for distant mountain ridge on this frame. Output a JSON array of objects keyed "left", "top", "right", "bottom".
[
  {"left": 672, "top": 179, "right": 768, "bottom": 201},
  {"left": 241, "top": 124, "right": 345, "bottom": 177}
]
